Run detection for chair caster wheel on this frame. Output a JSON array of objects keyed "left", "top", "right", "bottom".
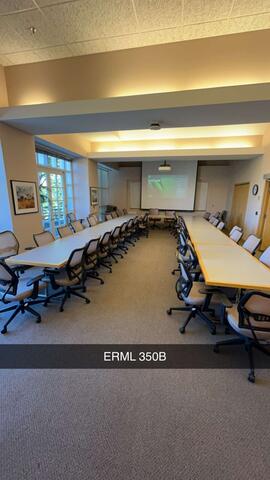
[
  {"left": 86, "top": 299, "right": 90, "bottom": 304},
  {"left": 213, "top": 345, "right": 219, "bottom": 353},
  {"left": 179, "top": 327, "right": 185, "bottom": 334},
  {"left": 167, "top": 309, "right": 172, "bottom": 315},
  {"left": 36, "top": 318, "right": 41, "bottom": 324},
  {"left": 60, "top": 308, "right": 64, "bottom": 313},
  {"left": 101, "top": 280, "right": 104, "bottom": 285},
  {"left": 1, "top": 327, "right": 7, "bottom": 334},
  {"left": 211, "top": 328, "right": 216, "bottom": 335},
  {"left": 83, "top": 287, "right": 86, "bottom": 293},
  {"left": 248, "top": 372, "right": 255, "bottom": 383},
  {"left": 171, "top": 271, "right": 175, "bottom": 275}
]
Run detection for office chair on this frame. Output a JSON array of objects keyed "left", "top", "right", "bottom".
[
  {"left": 172, "top": 243, "right": 201, "bottom": 280},
  {"left": 70, "top": 220, "right": 84, "bottom": 233},
  {"left": 58, "top": 225, "right": 73, "bottom": 238},
  {"left": 229, "top": 225, "right": 242, "bottom": 236},
  {"left": 33, "top": 231, "right": 55, "bottom": 247},
  {"left": 116, "top": 209, "right": 123, "bottom": 216},
  {"left": 0, "top": 230, "right": 19, "bottom": 261},
  {"left": 44, "top": 246, "right": 90, "bottom": 312},
  {"left": 111, "top": 211, "right": 118, "bottom": 219},
  {"left": 203, "top": 212, "right": 211, "bottom": 220},
  {"left": 209, "top": 216, "right": 217, "bottom": 224},
  {"left": 0, "top": 260, "right": 46, "bottom": 334},
  {"left": 123, "top": 208, "right": 128, "bottom": 214},
  {"left": 230, "top": 229, "right": 243, "bottom": 243},
  {"left": 84, "top": 238, "right": 104, "bottom": 285},
  {"left": 214, "top": 291, "right": 270, "bottom": 383},
  {"left": 242, "top": 234, "right": 261, "bottom": 255},
  {"left": 66, "top": 212, "right": 76, "bottom": 223},
  {"left": 259, "top": 246, "right": 270, "bottom": 268},
  {"left": 105, "top": 214, "right": 112, "bottom": 221},
  {"left": 217, "top": 221, "right": 225, "bottom": 231},
  {"left": 87, "top": 214, "right": 97, "bottom": 227},
  {"left": 212, "top": 218, "right": 219, "bottom": 227},
  {"left": 109, "top": 226, "right": 124, "bottom": 263},
  {"left": 138, "top": 213, "right": 149, "bottom": 237},
  {"left": 98, "top": 231, "right": 113, "bottom": 273},
  {"left": 149, "top": 208, "right": 161, "bottom": 228},
  {"left": 167, "top": 261, "right": 230, "bottom": 335}
]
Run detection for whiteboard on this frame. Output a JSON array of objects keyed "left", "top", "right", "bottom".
[{"left": 195, "top": 182, "right": 208, "bottom": 210}]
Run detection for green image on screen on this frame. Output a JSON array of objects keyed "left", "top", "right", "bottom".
[{"left": 148, "top": 175, "right": 187, "bottom": 199}]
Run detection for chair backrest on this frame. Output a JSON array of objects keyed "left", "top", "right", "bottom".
[
  {"left": 212, "top": 218, "right": 219, "bottom": 227},
  {"left": 149, "top": 209, "right": 159, "bottom": 215},
  {"left": 237, "top": 291, "right": 270, "bottom": 335},
  {"left": 185, "top": 244, "right": 198, "bottom": 270},
  {"left": 116, "top": 209, "right": 123, "bottom": 216},
  {"left": 88, "top": 215, "right": 97, "bottom": 227},
  {"left": 175, "top": 261, "right": 193, "bottom": 300},
  {"left": 123, "top": 208, "right": 128, "bottom": 214},
  {"left": 203, "top": 212, "right": 211, "bottom": 220},
  {"left": 0, "top": 260, "right": 18, "bottom": 298},
  {"left": 242, "top": 234, "right": 261, "bottom": 255},
  {"left": 230, "top": 229, "right": 243, "bottom": 243},
  {"left": 66, "top": 212, "right": 76, "bottom": 223},
  {"left": 111, "top": 226, "right": 121, "bottom": 240},
  {"left": 100, "top": 231, "right": 111, "bottom": 247},
  {"left": 217, "top": 221, "right": 225, "bottom": 230},
  {"left": 259, "top": 246, "right": 270, "bottom": 268},
  {"left": 33, "top": 231, "right": 55, "bottom": 247},
  {"left": 178, "top": 231, "right": 188, "bottom": 255},
  {"left": 0, "top": 231, "right": 19, "bottom": 259},
  {"left": 66, "top": 247, "right": 85, "bottom": 280},
  {"left": 209, "top": 216, "right": 217, "bottom": 224},
  {"left": 85, "top": 238, "right": 100, "bottom": 257},
  {"left": 111, "top": 211, "right": 118, "bottom": 219},
  {"left": 105, "top": 214, "right": 112, "bottom": 221},
  {"left": 58, "top": 225, "right": 73, "bottom": 238},
  {"left": 71, "top": 220, "right": 84, "bottom": 233},
  {"left": 229, "top": 225, "right": 242, "bottom": 236},
  {"left": 165, "top": 210, "right": 174, "bottom": 217}
]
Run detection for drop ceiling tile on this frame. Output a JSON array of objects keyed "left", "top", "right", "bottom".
[
  {"left": 68, "top": 39, "right": 107, "bottom": 56},
  {"left": 0, "top": 0, "right": 35, "bottom": 15},
  {"left": 43, "top": 0, "right": 138, "bottom": 43},
  {"left": 134, "top": 0, "right": 183, "bottom": 31},
  {"left": 228, "top": 11, "right": 270, "bottom": 30},
  {"left": 35, "top": 45, "right": 72, "bottom": 61},
  {"left": 231, "top": 0, "right": 270, "bottom": 16},
  {"left": 0, "top": 16, "right": 26, "bottom": 53},
  {"left": 6, "top": 50, "right": 41, "bottom": 64},
  {"left": 4, "top": 9, "right": 64, "bottom": 52},
  {"left": 35, "top": 0, "right": 71, "bottom": 5},
  {"left": 183, "top": 0, "right": 232, "bottom": 25},
  {"left": 102, "top": 28, "right": 183, "bottom": 52},
  {"left": 183, "top": 19, "right": 230, "bottom": 40}
]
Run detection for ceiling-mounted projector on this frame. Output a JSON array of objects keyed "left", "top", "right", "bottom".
[
  {"left": 150, "top": 122, "right": 161, "bottom": 130},
  {"left": 158, "top": 160, "right": 171, "bottom": 172}
]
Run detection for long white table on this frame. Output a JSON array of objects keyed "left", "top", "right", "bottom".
[
  {"left": 184, "top": 216, "right": 270, "bottom": 292},
  {"left": 6, "top": 215, "right": 135, "bottom": 269}
]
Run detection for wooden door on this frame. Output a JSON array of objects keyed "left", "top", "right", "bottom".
[
  {"left": 260, "top": 182, "right": 270, "bottom": 250},
  {"left": 229, "top": 183, "right": 250, "bottom": 229}
]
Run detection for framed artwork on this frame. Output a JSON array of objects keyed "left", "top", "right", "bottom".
[
  {"left": 10, "top": 180, "right": 39, "bottom": 215},
  {"left": 90, "top": 187, "right": 99, "bottom": 206}
]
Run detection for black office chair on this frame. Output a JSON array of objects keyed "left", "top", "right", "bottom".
[
  {"left": 33, "top": 231, "right": 55, "bottom": 247},
  {"left": 167, "top": 261, "right": 230, "bottom": 335},
  {"left": 84, "top": 238, "right": 104, "bottom": 285},
  {"left": 214, "top": 291, "right": 270, "bottom": 383},
  {"left": 44, "top": 246, "right": 90, "bottom": 312},
  {"left": 0, "top": 261, "right": 45, "bottom": 334},
  {"left": 98, "top": 232, "right": 113, "bottom": 273},
  {"left": 109, "top": 226, "right": 124, "bottom": 263}
]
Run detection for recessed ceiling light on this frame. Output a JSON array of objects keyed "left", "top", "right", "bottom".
[{"left": 28, "top": 26, "right": 37, "bottom": 35}]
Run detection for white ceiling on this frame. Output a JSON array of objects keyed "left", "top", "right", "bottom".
[{"left": 1, "top": 0, "right": 270, "bottom": 66}]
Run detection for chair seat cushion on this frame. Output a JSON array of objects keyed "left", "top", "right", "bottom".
[
  {"left": 227, "top": 305, "right": 270, "bottom": 341},
  {"left": 182, "top": 282, "right": 206, "bottom": 306},
  {"left": 0, "top": 268, "right": 46, "bottom": 302}
]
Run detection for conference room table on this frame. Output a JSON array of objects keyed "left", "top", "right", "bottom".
[
  {"left": 6, "top": 215, "right": 135, "bottom": 269},
  {"left": 183, "top": 216, "right": 270, "bottom": 292}
]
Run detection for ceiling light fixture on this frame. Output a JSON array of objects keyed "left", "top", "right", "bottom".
[
  {"left": 158, "top": 160, "right": 171, "bottom": 172},
  {"left": 150, "top": 122, "right": 161, "bottom": 130},
  {"left": 28, "top": 26, "right": 37, "bottom": 35}
]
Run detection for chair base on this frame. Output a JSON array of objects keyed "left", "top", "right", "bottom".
[
  {"left": 167, "top": 306, "right": 216, "bottom": 335},
  {"left": 213, "top": 336, "right": 270, "bottom": 383},
  {"left": 44, "top": 285, "right": 90, "bottom": 312},
  {"left": 0, "top": 299, "right": 43, "bottom": 334}
]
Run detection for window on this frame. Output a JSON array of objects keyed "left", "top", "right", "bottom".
[
  {"left": 97, "top": 164, "right": 110, "bottom": 221},
  {"left": 36, "top": 150, "right": 74, "bottom": 235}
]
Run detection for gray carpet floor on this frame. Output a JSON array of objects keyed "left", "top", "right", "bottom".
[{"left": 1, "top": 229, "right": 270, "bottom": 479}]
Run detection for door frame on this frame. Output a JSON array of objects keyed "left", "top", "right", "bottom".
[{"left": 257, "top": 179, "right": 270, "bottom": 240}]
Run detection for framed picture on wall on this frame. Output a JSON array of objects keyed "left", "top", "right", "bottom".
[
  {"left": 10, "top": 180, "right": 39, "bottom": 215},
  {"left": 90, "top": 187, "right": 99, "bottom": 206}
]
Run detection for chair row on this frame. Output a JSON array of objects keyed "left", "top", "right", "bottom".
[
  {"left": 169, "top": 215, "right": 270, "bottom": 383},
  {"left": 0, "top": 216, "right": 149, "bottom": 335}
]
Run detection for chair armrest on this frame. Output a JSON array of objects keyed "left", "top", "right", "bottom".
[
  {"left": 25, "top": 247, "right": 35, "bottom": 250},
  {"left": 199, "top": 287, "right": 232, "bottom": 308},
  {"left": 26, "top": 274, "right": 44, "bottom": 287},
  {"left": 44, "top": 268, "right": 61, "bottom": 275}
]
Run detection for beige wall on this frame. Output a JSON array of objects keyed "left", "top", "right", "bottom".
[
  {"left": 108, "top": 166, "right": 141, "bottom": 210},
  {"left": 196, "top": 165, "right": 232, "bottom": 214},
  {"left": 0, "top": 124, "right": 42, "bottom": 249},
  {"left": 0, "top": 66, "right": 8, "bottom": 107},
  {"left": 4, "top": 30, "right": 270, "bottom": 106}
]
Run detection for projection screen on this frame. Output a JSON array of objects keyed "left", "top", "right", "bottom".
[{"left": 141, "top": 160, "right": 198, "bottom": 210}]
